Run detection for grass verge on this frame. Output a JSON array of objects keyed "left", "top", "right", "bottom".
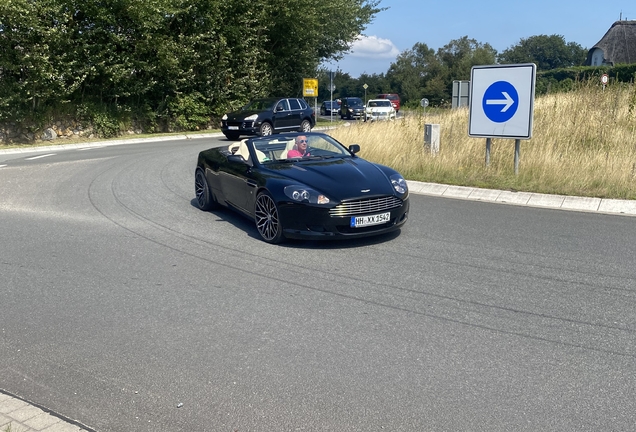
[{"left": 328, "top": 82, "right": 636, "bottom": 200}]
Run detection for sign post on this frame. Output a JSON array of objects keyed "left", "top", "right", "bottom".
[
  {"left": 468, "top": 63, "right": 536, "bottom": 174},
  {"left": 601, "top": 73, "right": 609, "bottom": 91},
  {"left": 363, "top": 83, "right": 368, "bottom": 106},
  {"left": 330, "top": 71, "right": 335, "bottom": 122}
]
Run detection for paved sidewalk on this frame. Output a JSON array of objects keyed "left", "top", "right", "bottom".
[
  {"left": 0, "top": 392, "right": 93, "bottom": 432},
  {"left": 407, "top": 181, "right": 636, "bottom": 217}
]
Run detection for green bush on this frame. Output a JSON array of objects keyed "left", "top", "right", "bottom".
[{"left": 166, "top": 92, "right": 211, "bottom": 131}]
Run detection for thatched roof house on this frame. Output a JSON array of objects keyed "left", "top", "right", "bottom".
[{"left": 586, "top": 20, "right": 636, "bottom": 66}]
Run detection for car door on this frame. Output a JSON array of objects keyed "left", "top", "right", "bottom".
[
  {"left": 272, "top": 99, "right": 292, "bottom": 131},
  {"left": 286, "top": 98, "right": 303, "bottom": 130},
  {"left": 219, "top": 152, "right": 254, "bottom": 213}
]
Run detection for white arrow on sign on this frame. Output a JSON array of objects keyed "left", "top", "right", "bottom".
[{"left": 486, "top": 91, "right": 514, "bottom": 112}]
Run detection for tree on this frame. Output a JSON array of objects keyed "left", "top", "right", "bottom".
[
  {"left": 385, "top": 43, "right": 437, "bottom": 106},
  {"left": 498, "top": 35, "right": 587, "bottom": 70},
  {"left": 0, "top": 0, "right": 383, "bottom": 133},
  {"left": 260, "top": 0, "right": 383, "bottom": 96},
  {"left": 437, "top": 36, "right": 497, "bottom": 81},
  {"left": 385, "top": 37, "right": 496, "bottom": 107}
]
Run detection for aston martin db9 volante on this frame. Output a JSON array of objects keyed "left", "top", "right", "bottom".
[{"left": 195, "top": 132, "right": 409, "bottom": 243}]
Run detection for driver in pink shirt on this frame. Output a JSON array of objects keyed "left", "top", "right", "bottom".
[{"left": 287, "top": 135, "right": 311, "bottom": 158}]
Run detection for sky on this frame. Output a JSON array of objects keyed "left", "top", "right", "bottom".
[{"left": 323, "top": 0, "right": 636, "bottom": 77}]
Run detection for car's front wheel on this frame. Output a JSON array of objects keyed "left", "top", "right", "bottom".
[
  {"left": 259, "top": 122, "right": 273, "bottom": 136},
  {"left": 195, "top": 168, "right": 218, "bottom": 211},
  {"left": 254, "top": 191, "right": 284, "bottom": 244},
  {"left": 299, "top": 119, "right": 312, "bottom": 133}
]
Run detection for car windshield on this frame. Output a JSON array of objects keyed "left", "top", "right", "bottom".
[
  {"left": 347, "top": 98, "right": 363, "bottom": 107},
  {"left": 241, "top": 99, "right": 277, "bottom": 111},
  {"left": 368, "top": 100, "right": 392, "bottom": 107},
  {"left": 251, "top": 134, "right": 352, "bottom": 163}
]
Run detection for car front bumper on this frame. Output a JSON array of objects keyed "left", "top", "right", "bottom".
[
  {"left": 278, "top": 196, "right": 409, "bottom": 240},
  {"left": 365, "top": 112, "right": 395, "bottom": 121},
  {"left": 222, "top": 121, "right": 261, "bottom": 136}
]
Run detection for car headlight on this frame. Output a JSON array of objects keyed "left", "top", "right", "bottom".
[
  {"left": 222, "top": 114, "right": 228, "bottom": 120},
  {"left": 390, "top": 174, "right": 408, "bottom": 194},
  {"left": 244, "top": 114, "right": 258, "bottom": 121},
  {"left": 284, "top": 185, "right": 330, "bottom": 205}
]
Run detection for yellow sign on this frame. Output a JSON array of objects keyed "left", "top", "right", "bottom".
[{"left": 303, "top": 78, "right": 318, "bottom": 97}]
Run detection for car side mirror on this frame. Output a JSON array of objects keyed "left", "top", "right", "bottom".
[
  {"left": 276, "top": 105, "right": 284, "bottom": 112},
  {"left": 349, "top": 144, "right": 360, "bottom": 154}
]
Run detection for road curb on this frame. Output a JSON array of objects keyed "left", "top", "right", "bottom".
[{"left": 407, "top": 181, "right": 636, "bottom": 217}]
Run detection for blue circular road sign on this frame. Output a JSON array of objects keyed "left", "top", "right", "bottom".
[{"left": 482, "top": 81, "right": 518, "bottom": 123}]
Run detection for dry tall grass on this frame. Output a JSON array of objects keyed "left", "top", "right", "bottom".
[{"left": 328, "top": 82, "right": 636, "bottom": 199}]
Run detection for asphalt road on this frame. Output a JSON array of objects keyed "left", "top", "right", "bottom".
[{"left": 1, "top": 137, "right": 636, "bottom": 431}]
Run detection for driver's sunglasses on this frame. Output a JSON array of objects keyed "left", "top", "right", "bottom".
[{"left": 298, "top": 139, "right": 308, "bottom": 143}]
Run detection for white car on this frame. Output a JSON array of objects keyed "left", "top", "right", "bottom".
[{"left": 364, "top": 99, "right": 396, "bottom": 121}]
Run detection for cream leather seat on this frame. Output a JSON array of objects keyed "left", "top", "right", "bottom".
[
  {"left": 238, "top": 140, "right": 251, "bottom": 161},
  {"left": 230, "top": 139, "right": 268, "bottom": 164},
  {"left": 279, "top": 140, "right": 297, "bottom": 159}
]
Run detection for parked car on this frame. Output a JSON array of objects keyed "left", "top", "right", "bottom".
[
  {"left": 194, "top": 132, "right": 409, "bottom": 244},
  {"left": 376, "top": 93, "right": 401, "bottom": 113},
  {"left": 320, "top": 100, "right": 339, "bottom": 116},
  {"left": 340, "top": 97, "right": 365, "bottom": 120},
  {"left": 221, "top": 97, "right": 315, "bottom": 141},
  {"left": 364, "top": 99, "right": 396, "bottom": 121}
]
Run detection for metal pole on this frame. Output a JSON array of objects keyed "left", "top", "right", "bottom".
[
  {"left": 514, "top": 139, "right": 520, "bottom": 175},
  {"left": 485, "top": 138, "right": 491, "bottom": 166},
  {"left": 330, "top": 71, "right": 333, "bottom": 123}
]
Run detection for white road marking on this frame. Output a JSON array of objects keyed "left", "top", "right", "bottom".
[{"left": 25, "top": 153, "right": 56, "bottom": 160}]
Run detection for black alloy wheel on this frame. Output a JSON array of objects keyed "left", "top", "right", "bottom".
[
  {"left": 195, "top": 168, "right": 217, "bottom": 211},
  {"left": 254, "top": 192, "right": 284, "bottom": 244}
]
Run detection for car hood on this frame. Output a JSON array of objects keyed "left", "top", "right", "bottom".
[
  {"left": 367, "top": 107, "right": 394, "bottom": 112},
  {"left": 226, "top": 110, "right": 263, "bottom": 121},
  {"left": 273, "top": 158, "right": 396, "bottom": 201}
]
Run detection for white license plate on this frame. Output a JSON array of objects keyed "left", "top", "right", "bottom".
[
  {"left": 350, "top": 212, "right": 390, "bottom": 228},
  {"left": 228, "top": 126, "right": 239, "bottom": 130}
]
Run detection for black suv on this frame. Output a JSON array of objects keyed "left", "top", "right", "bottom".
[
  {"left": 340, "top": 97, "right": 365, "bottom": 120},
  {"left": 221, "top": 97, "right": 315, "bottom": 140}
]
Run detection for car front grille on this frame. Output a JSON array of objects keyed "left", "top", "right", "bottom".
[
  {"left": 329, "top": 196, "right": 403, "bottom": 217},
  {"left": 226, "top": 121, "right": 254, "bottom": 128}
]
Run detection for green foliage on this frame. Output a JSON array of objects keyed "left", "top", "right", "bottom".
[
  {"left": 498, "top": 35, "right": 587, "bottom": 70},
  {"left": 383, "top": 37, "right": 496, "bottom": 107},
  {"left": 0, "top": 0, "right": 381, "bottom": 137},
  {"left": 166, "top": 92, "right": 211, "bottom": 131}
]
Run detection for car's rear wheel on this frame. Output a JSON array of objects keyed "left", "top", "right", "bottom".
[
  {"left": 224, "top": 132, "right": 240, "bottom": 141},
  {"left": 255, "top": 191, "right": 284, "bottom": 244},
  {"left": 195, "top": 168, "right": 218, "bottom": 211},
  {"left": 259, "top": 122, "right": 273, "bottom": 136},
  {"left": 299, "top": 119, "right": 312, "bottom": 133}
]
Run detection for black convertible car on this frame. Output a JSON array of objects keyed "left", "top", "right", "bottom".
[{"left": 195, "top": 132, "right": 409, "bottom": 243}]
